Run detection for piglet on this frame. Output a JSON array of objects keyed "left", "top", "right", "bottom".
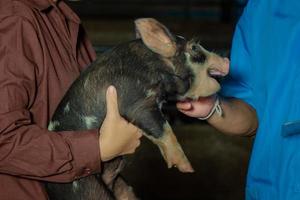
[{"left": 46, "top": 18, "right": 229, "bottom": 200}]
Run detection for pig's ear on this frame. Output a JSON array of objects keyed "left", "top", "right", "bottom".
[{"left": 135, "top": 18, "right": 177, "bottom": 57}]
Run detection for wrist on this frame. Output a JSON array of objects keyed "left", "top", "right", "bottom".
[{"left": 198, "top": 96, "right": 223, "bottom": 120}]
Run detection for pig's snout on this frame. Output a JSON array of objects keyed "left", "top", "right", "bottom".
[
  {"left": 223, "top": 57, "right": 230, "bottom": 75},
  {"left": 182, "top": 53, "right": 230, "bottom": 99},
  {"left": 208, "top": 57, "right": 230, "bottom": 79}
]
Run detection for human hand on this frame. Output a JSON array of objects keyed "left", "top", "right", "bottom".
[
  {"left": 99, "top": 86, "right": 143, "bottom": 162},
  {"left": 176, "top": 95, "right": 217, "bottom": 119}
]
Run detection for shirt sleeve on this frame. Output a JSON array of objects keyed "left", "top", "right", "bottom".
[
  {"left": 220, "top": 10, "right": 255, "bottom": 109},
  {"left": 0, "top": 16, "right": 101, "bottom": 182}
]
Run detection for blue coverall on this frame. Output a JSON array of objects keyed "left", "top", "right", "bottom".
[{"left": 221, "top": 0, "right": 300, "bottom": 199}]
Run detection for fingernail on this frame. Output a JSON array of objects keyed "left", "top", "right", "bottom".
[{"left": 107, "top": 85, "right": 116, "bottom": 94}]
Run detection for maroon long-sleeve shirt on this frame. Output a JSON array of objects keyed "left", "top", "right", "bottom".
[{"left": 0, "top": 0, "right": 101, "bottom": 199}]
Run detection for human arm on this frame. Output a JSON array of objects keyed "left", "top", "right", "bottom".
[
  {"left": 177, "top": 95, "right": 258, "bottom": 136},
  {"left": 0, "top": 16, "right": 98, "bottom": 182},
  {"left": 0, "top": 84, "right": 141, "bottom": 183},
  {"left": 211, "top": 96, "right": 258, "bottom": 136},
  {"left": 0, "top": 15, "right": 141, "bottom": 183},
  {"left": 208, "top": 97, "right": 257, "bottom": 136}
]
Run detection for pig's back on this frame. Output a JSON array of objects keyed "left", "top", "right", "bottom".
[{"left": 49, "top": 40, "right": 162, "bottom": 132}]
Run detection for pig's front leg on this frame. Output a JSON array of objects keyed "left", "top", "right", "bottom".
[
  {"left": 128, "top": 104, "right": 194, "bottom": 173},
  {"left": 147, "top": 120, "right": 194, "bottom": 173}
]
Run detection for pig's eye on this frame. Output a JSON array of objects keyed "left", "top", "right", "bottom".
[
  {"left": 191, "top": 44, "right": 200, "bottom": 52},
  {"left": 192, "top": 53, "right": 206, "bottom": 63},
  {"left": 188, "top": 43, "right": 207, "bottom": 63}
]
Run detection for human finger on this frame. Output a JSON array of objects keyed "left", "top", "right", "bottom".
[
  {"left": 176, "top": 101, "right": 192, "bottom": 110},
  {"left": 105, "top": 85, "right": 120, "bottom": 119}
]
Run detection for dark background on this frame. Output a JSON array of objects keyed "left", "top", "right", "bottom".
[{"left": 67, "top": 1, "right": 252, "bottom": 199}]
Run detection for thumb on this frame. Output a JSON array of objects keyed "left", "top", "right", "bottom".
[
  {"left": 105, "top": 85, "right": 120, "bottom": 119},
  {"left": 176, "top": 101, "right": 192, "bottom": 111}
]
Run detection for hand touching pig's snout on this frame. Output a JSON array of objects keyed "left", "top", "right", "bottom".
[
  {"left": 177, "top": 57, "right": 230, "bottom": 119},
  {"left": 99, "top": 86, "right": 143, "bottom": 162}
]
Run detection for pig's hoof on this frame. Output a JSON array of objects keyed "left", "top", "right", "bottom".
[{"left": 176, "top": 163, "right": 194, "bottom": 173}]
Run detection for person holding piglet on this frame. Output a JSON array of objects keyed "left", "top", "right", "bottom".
[
  {"left": 0, "top": 0, "right": 142, "bottom": 199},
  {"left": 178, "top": 0, "right": 300, "bottom": 199}
]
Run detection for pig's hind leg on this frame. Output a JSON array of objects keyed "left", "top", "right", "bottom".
[
  {"left": 127, "top": 104, "right": 194, "bottom": 173},
  {"left": 46, "top": 175, "right": 115, "bottom": 200},
  {"left": 113, "top": 176, "right": 139, "bottom": 200},
  {"left": 101, "top": 158, "right": 139, "bottom": 200}
]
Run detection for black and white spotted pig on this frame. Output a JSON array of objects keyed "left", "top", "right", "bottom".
[{"left": 46, "top": 18, "right": 229, "bottom": 200}]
